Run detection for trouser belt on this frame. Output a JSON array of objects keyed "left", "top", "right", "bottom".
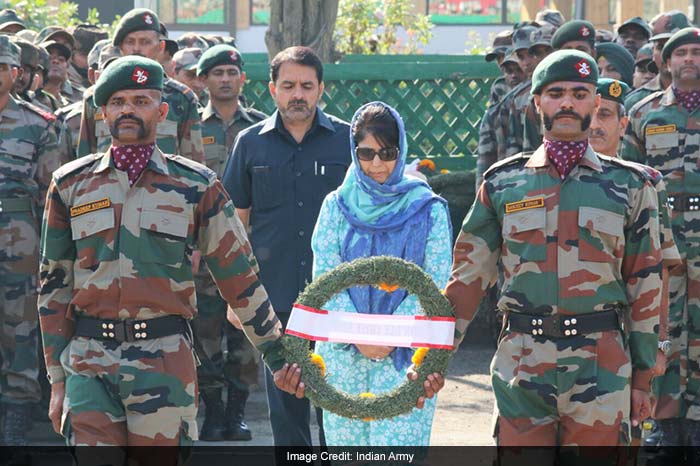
[
  {"left": 507, "top": 309, "right": 619, "bottom": 338},
  {"left": 74, "top": 315, "right": 190, "bottom": 343},
  {"left": 0, "top": 197, "right": 33, "bottom": 213},
  {"left": 667, "top": 193, "right": 700, "bottom": 212}
]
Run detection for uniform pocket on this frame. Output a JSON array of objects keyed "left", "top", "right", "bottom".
[
  {"left": 502, "top": 207, "right": 547, "bottom": 262},
  {"left": 645, "top": 130, "right": 681, "bottom": 172},
  {"left": 138, "top": 209, "right": 188, "bottom": 268},
  {"left": 578, "top": 207, "right": 624, "bottom": 262},
  {"left": 251, "top": 165, "right": 287, "bottom": 211},
  {"left": 70, "top": 208, "right": 116, "bottom": 268},
  {"left": 594, "top": 330, "right": 631, "bottom": 405},
  {"left": 0, "top": 139, "right": 36, "bottom": 179}
]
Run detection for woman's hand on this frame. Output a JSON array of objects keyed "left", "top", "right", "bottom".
[{"left": 356, "top": 344, "right": 394, "bottom": 360}]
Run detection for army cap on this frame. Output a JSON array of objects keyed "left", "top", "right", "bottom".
[
  {"left": 650, "top": 10, "right": 692, "bottom": 42},
  {"left": 158, "top": 23, "right": 179, "bottom": 57},
  {"left": 596, "top": 42, "right": 635, "bottom": 86},
  {"left": 87, "top": 38, "right": 110, "bottom": 69},
  {"left": 197, "top": 44, "right": 244, "bottom": 76},
  {"left": 529, "top": 24, "right": 556, "bottom": 52},
  {"left": 597, "top": 78, "right": 630, "bottom": 105},
  {"left": 93, "top": 56, "right": 164, "bottom": 106},
  {"left": 42, "top": 40, "right": 71, "bottom": 60},
  {"left": 501, "top": 48, "right": 519, "bottom": 66},
  {"left": 98, "top": 44, "right": 121, "bottom": 71},
  {"left": 15, "top": 29, "right": 36, "bottom": 43},
  {"left": 71, "top": 24, "right": 108, "bottom": 54},
  {"left": 12, "top": 37, "right": 40, "bottom": 68},
  {"left": 617, "top": 16, "right": 652, "bottom": 40},
  {"left": 0, "top": 35, "right": 20, "bottom": 66},
  {"left": 512, "top": 25, "right": 539, "bottom": 51},
  {"left": 663, "top": 27, "right": 700, "bottom": 62},
  {"left": 37, "top": 44, "right": 49, "bottom": 70},
  {"left": 635, "top": 43, "right": 653, "bottom": 65},
  {"left": 485, "top": 29, "right": 513, "bottom": 62},
  {"left": 173, "top": 47, "right": 202, "bottom": 72},
  {"left": 113, "top": 8, "right": 160, "bottom": 47},
  {"left": 35, "top": 26, "right": 75, "bottom": 50},
  {"left": 535, "top": 9, "right": 565, "bottom": 29},
  {"left": 551, "top": 20, "right": 596, "bottom": 49},
  {"left": 177, "top": 33, "right": 209, "bottom": 51},
  {"left": 596, "top": 29, "right": 614, "bottom": 43},
  {"left": 0, "top": 9, "right": 25, "bottom": 32},
  {"left": 531, "top": 49, "right": 598, "bottom": 95}
]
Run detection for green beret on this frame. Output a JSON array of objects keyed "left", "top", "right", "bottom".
[
  {"left": 662, "top": 27, "right": 700, "bottom": 62},
  {"left": 93, "top": 56, "right": 163, "bottom": 106},
  {"left": 531, "top": 49, "right": 598, "bottom": 95},
  {"left": 551, "top": 20, "right": 596, "bottom": 50},
  {"left": 596, "top": 42, "right": 635, "bottom": 86},
  {"left": 113, "top": 8, "right": 160, "bottom": 47},
  {"left": 197, "top": 44, "right": 244, "bottom": 76},
  {"left": 597, "top": 78, "right": 630, "bottom": 105}
]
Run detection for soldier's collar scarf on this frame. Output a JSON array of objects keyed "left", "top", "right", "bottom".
[
  {"left": 335, "top": 101, "right": 450, "bottom": 372},
  {"left": 111, "top": 143, "right": 155, "bottom": 186},
  {"left": 673, "top": 87, "right": 700, "bottom": 113},
  {"left": 543, "top": 137, "right": 588, "bottom": 180}
]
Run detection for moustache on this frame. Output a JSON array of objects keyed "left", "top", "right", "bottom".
[
  {"left": 553, "top": 110, "right": 583, "bottom": 120},
  {"left": 115, "top": 114, "right": 144, "bottom": 127},
  {"left": 288, "top": 100, "right": 308, "bottom": 109},
  {"left": 590, "top": 128, "right": 606, "bottom": 138}
]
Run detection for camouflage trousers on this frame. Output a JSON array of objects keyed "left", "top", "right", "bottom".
[
  {"left": 0, "top": 211, "right": 40, "bottom": 404},
  {"left": 491, "top": 329, "right": 631, "bottom": 446},
  {"left": 194, "top": 268, "right": 259, "bottom": 393},
  {"left": 59, "top": 333, "right": 198, "bottom": 446}
]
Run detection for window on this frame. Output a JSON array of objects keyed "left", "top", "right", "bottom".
[
  {"left": 148, "top": 0, "right": 233, "bottom": 29},
  {"left": 428, "top": 0, "right": 574, "bottom": 25},
  {"left": 252, "top": 0, "right": 270, "bottom": 25}
]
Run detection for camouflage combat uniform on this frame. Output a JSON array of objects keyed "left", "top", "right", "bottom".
[
  {"left": 195, "top": 102, "right": 267, "bottom": 396},
  {"left": 446, "top": 145, "right": 662, "bottom": 446},
  {"left": 624, "top": 75, "right": 663, "bottom": 111},
  {"left": 38, "top": 147, "right": 284, "bottom": 446},
  {"left": 1, "top": 95, "right": 65, "bottom": 420},
  {"left": 76, "top": 78, "right": 205, "bottom": 162},
  {"left": 488, "top": 76, "right": 511, "bottom": 107},
  {"left": 621, "top": 86, "right": 700, "bottom": 423},
  {"left": 503, "top": 82, "right": 541, "bottom": 157}
]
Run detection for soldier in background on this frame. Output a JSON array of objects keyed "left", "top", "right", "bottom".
[
  {"left": 68, "top": 24, "right": 107, "bottom": 90},
  {"left": 34, "top": 27, "right": 84, "bottom": 103},
  {"left": 0, "top": 9, "right": 25, "bottom": 35},
  {"left": 633, "top": 43, "right": 657, "bottom": 89},
  {"left": 77, "top": 8, "right": 204, "bottom": 163},
  {"left": 596, "top": 42, "right": 635, "bottom": 87},
  {"left": 39, "top": 40, "right": 76, "bottom": 107},
  {"left": 0, "top": 35, "right": 66, "bottom": 445},
  {"left": 616, "top": 16, "right": 651, "bottom": 58},
  {"left": 193, "top": 44, "right": 267, "bottom": 442},
  {"left": 157, "top": 22, "right": 179, "bottom": 77},
  {"left": 173, "top": 47, "right": 206, "bottom": 104},
  {"left": 484, "top": 30, "right": 514, "bottom": 107}
]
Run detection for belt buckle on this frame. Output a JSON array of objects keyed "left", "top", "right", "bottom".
[
  {"left": 561, "top": 316, "right": 579, "bottom": 337},
  {"left": 529, "top": 316, "right": 544, "bottom": 336},
  {"left": 689, "top": 196, "right": 700, "bottom": 212}
]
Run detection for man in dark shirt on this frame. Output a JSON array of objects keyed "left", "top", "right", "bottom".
[{"left": 222, "top": 46, "right": 351, "bottom": 447}]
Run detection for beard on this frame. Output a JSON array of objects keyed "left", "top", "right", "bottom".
[
  {"left": 542, "top": 110, "right": 592, "bottom": 132},
  {"left": 109, "top": 114, "right": 147, "bottom": 140},
  {"left": 278, "top": 99, "right": 314, "bottom": 122}
]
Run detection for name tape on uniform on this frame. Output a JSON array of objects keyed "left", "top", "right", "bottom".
[
  {"left": 285, "top": 304, "right": 455, "bottom": 349},
  {"left": 95, "top": 112, "right": 104, "bottom": 121},
  {"left": 646, "top": 124, "right": 677, "bottom": 136},
  {"left": 70, "top": 198, "right": 111, "bottom": 217},
  {"left": 505, "top": 196, "right": 545, "bottom": 214},
  {"left": 202, "top": 136, "right": 215, "bottom": 145}
]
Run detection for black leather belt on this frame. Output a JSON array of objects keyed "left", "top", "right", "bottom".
[
  {"left": 668, "top": 193, "right": 700, "bottom": 212},
  {"left": 507, "top": 310, "right": 619, "bottom": 338},
  {"left": 74, "top": 315, "right": 190, "bottom": 343}
]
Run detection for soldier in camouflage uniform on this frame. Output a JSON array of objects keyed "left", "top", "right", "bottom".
[
  {"left": 485, "top": 30, "right": 515, "bottom": 107},
  {"left": 38, "top": 56, "right": 301, "bottom": 455},
  {"left": 624, "top": 11, "right": 691, "bottom": 110},
  {"left": 68, "top": 24, "right": 107, "bottom": 90},
  {"left": 192, "top": 44, "right": 267, "bottom": 441},
  {"left": 0, "top": 35, "right": 67, "bottom": 445},
  {"left": 621, "top": 27, "right": 700, "bottom": 464},
  {"left": 173, "top": 47, "right": 207, "bottom": 107},
  {"left": 633, "top": 43, "right": 657, "bottom": 89},
  {"left": 447, "top": 51, "right": 661, "bottom": 453},
  {"left": 77, "top": 8, "right": 205, "bottom": 163}
]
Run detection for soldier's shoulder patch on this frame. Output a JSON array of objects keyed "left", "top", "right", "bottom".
[
  {"left": 166, "top": 154, "right": 217, "bottom": 183},
  {"left": 164, "top": 78, "right": 197, "bottom": 103},
  {"left": 599, "top": 154, "right": 651, "bottom": 182},
  {"left": 630, "top": 90, "right": 664, "bottom": 115},
  {"left": 17, "top": 98, "right": 57, "bottom": 123},
  {"left": 53, "top": 153, "right": 102, "bottom": 183},
  {"left": 483, "top": 152, "right": 531, "bottom": 179}
]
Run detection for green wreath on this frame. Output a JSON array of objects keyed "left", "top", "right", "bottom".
[{"left": 281, "top": 256, "right": 454, "bottom": 420}]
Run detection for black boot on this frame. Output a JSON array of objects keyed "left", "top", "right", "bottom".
[
  {"left": 647, "top": 418, "right": 685, "bottom": 466},
  {"left": 686, "top": 419, "right": 700, "bottom": 466},
  {"left": 199, "top": 388, "right": 227, "bottom": 441},
  {"left": 225, "top": 388, "right": 252, "bottom": 441},
  {"left": 2, "top": 403, "right": 30, "bottom": 446}
]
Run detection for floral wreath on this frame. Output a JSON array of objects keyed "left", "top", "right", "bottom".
[{"left": 281, "top": 256, "right": 454, "bottom": 420}]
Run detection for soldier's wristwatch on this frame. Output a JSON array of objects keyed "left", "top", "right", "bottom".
[{"left": 658, "top": 340, "right": 672, "bottom": 356}]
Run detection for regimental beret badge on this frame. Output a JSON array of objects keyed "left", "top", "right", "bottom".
[
  {"left": 144, "top": 14, "right": 153, "bottom": 25},
  {"left": 132, "top": 66, "right": 149, "bottom": 84},
  {"left": 576, "top": 59, "right": 591, "bottom": 77},
  {"left": 580, "top": 26, "right": 590, "bottom": 37},
  {"left": 609, "top": 81, "right": 622, "bottom": 98}
]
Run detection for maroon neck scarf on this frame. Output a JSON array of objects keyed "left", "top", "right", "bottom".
[
  {"left": 543, "top": 138, "right": 588, "bottom": 180},
  {"left": 111, "top": 144, "right": 155, "bottom": 186},
  {"left": 673, "top": 87, "right": 700, "bottom": 113}
]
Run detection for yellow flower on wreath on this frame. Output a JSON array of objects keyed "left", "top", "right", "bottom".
[
  {"left": 359, "top": 392, "right": 376, "bottom": 422},
  {"left": 310, "top": 353, "right": 326, "bottom": 377},
  {"left": 418, "top": 159, "right": 436, "bottom": 171},
  {"left": 411, "top": 347, "right": 429, "bottom": 367},
  {"left": 377, "top": 282, "right": 400, "bottom": 293}
]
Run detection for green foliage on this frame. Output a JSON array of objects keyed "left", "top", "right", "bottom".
[
  {"left": 334, "top": 0, "right": 433, "bottom": 55},
  {"left": 464, "top": 29, "right": 489, "bottom": 55},
  {"left": 0, "top": 0, "right": 118, "bottom": 36}
]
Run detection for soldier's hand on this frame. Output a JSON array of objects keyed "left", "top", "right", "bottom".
[
  {"left": 273, "top": 363, "right": 305, "bottom": 399},
  {"left": 407, "top": 365, "right": 445, "bottom": 409},
  {"left": 191, "top": 250, "right": 202, "bottom": 274},
  {"left": 49, "top": 381, "right": 65, "bottom": 435},
  {"left": 653, "top": 350, "right": 668, "bottom": 377},
  {"left": 631, "top": 388, "right": 652, "bottom": 427}
]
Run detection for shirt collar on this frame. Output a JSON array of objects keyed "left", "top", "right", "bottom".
[
  {"left": 525, "top": 142, "right": 603, "bottom": 172},
  {"left": 201, "top": 101, "right": 254, "bottom": 124},
  {"left": 660, "top": 85, "right": 677, "bottom": 107},
  {"left": 259, "top": 107, "right": 336, "bottom": 135},
  {"left": 96, "top": 145, "right": 169, "bottom": 176}
]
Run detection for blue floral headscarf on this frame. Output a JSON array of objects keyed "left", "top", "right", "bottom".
[{"left": 336, "top": 101, "right": 450, "bottom": 371}]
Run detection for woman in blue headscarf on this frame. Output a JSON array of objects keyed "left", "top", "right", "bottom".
[{"left": 311, "top": 101, "right": 453, "bottom": 445}]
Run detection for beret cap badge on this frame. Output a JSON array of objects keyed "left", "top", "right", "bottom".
[
  {"left": 132, "top": 67, "right": 149, "bottom": 84},
  {"left": 576, "top": 60, "right": 591, "bottom": 77},
  {"left": 144, "top": 14, "right": 153, "bottom": 25},
  {"left": 580, "top": 26, "right": 590, "bottom": 37},
  {"left": 609, "top": 81, "right": 622, "bottom": 98}
]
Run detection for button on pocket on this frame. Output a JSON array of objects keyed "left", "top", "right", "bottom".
[
  {"left": 70, "top": 208, "right": 116, "bottom": 268},
  {"left": 502, "top": 207, "right": 547, "bottom": 262},
  {"left": 138, "top": 209, "right": 189, "bottom": 268},
  {"left": 578, "top": 206, "right": 624, "bottom": 262}
]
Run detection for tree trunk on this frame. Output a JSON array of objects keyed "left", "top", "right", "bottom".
[{"left": 264, "top": 0, "right": 339, "bottom": 63}]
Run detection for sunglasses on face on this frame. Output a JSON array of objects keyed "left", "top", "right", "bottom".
[{"left": 355, "top": 146, "right": 400, "bottom": 161}]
